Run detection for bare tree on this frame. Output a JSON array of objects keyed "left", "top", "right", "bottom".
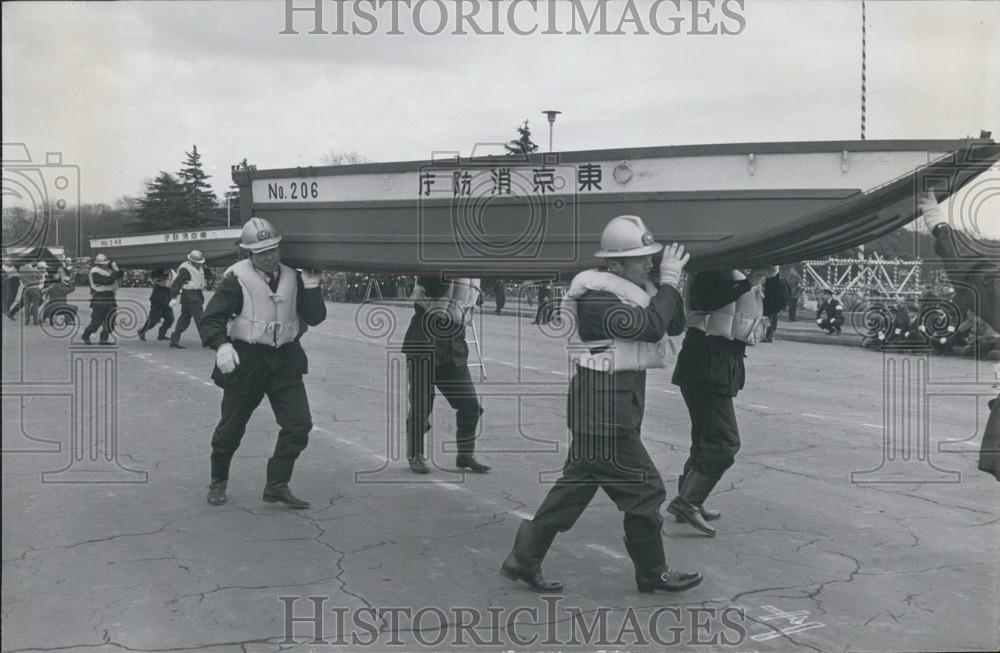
[{"left": 320, "top": 150, "right": 371, "bottom": 166}]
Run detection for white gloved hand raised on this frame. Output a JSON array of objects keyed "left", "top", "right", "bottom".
[
  {"left": 299, "top": 269, "right": 321, "bottom": 289},
  {"left": 657, "top": 243, "right": 690, "bottom": 288},
  {"left": 110, "top": 261, "right": 119, "bottom": 272},
  {"left": 919, "top": 192, "right": 948, "bottom": 232},
  {"left": 216, "top": 342, "right": 240, "bottom": 374},
  {"left": 169, "top": 298, "right": 180, "bottom": 309}
]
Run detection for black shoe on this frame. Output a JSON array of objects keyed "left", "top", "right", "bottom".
[
  {"left": 169, "top": 341, "right": 185, "bottom": 349},
  {"left": 207, "top": 480, "right": 227, "bottom": 506},
  {"left": 456, "top": 454, "right": 490, "bottom": 473},
  {"left": 667, "top": 497, "right": 716, "bottom": 536},
  {"left": 157, "top": 334, "right": 170, "bottom": 341},
  {"left": 500, "top": 520, "right": 563, "bottom": 592},
  {"left": 81, "top": 334, "right": 93, "bottom": 345},
  {"left": 262, "top": 484, "right": 310, "bottom": 509},
  {"left": 667, "top": 470, "right": 720, "bottom": 536},
  {"left": 676, "top": 475, "right": 720, "bottom": 522},
  {"left": 137, "top": 329, "right": 147, "bottom": 341},
  {"left": 624, "top": 535, "right": 703, "bottom": 593},
  {"left": 408, "top": 456, "right": 430, "bottom": 474}
]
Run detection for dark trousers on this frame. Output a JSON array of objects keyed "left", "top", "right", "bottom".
[
  {"left": 818, "top": 316, "right": 844, "bottom": 334},
  {"left": 140, "top": 303, "right": 174, "bottom": 338},
  {"left": 764, "top": 313, "right": 779, "bottom": 341},
  {"left": 787, "top": 297, "right": 799, "bottom": 322},
  {"left": 406, "top": 354, "right": 483, "bottom": 459},
  {"left": 171, "top": 300, "right": 203, "bottom": 345},
  {"left": 532, "top": 432, "right": 665, "bottom": 538},
  {"left": 83, "top": 299, "right": 117, "bottom": 341},
  {"left": 533, "top": 300, "right": 553, "bottom": 324},
  {"left": 210, "top": 378, "right": 312, "bottom": 486},
  {"left": 22, "top": 288, "right": 42, "bottom": 325},
  {"left": 679, "top": 386, "right": 741, "bottom": 480},
  {"left": 2, "top": 278, "right": 18, "bottom": 315}
]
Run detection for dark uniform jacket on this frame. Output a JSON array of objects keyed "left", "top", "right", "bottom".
[
  {"left": 817, "top": 298, "right": 844, "bottom": 321},
  {"left": 570, "top": 282, "right": 685, "bottom": 436},
  {"left": 763, "top": 275, "right": 789, "bottom": 315},
  {"left": 401, "top": 277, "right": 470, "bottom": 369},
  {"left": 200, "top": 270, "right": 327, "bottom": 393},
  {"left": 672, "top": 271, "right": 754, "bottom": 397},
  {"left": 89, "top": 267, "right": 123, "bottom": 304}
]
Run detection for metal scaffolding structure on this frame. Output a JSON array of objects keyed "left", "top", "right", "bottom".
[{"left": 802, "top": 253, "right": 923, "bottom": 299}]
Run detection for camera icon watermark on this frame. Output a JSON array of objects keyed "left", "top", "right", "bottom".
[{"left": 2, "top": 143, "right": 81, "bottom": 255}]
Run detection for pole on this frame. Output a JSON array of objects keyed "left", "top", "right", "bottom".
[
  {"left": 227, "top": 197, "right": 231, "bottom": 227},
  {"left": 542, "top": 110, "right": 561, "bottom": 153}
]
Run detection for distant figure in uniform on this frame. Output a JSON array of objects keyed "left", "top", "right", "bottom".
[
  {"left": 784, "top": 265, "right": 803, "bottom": 322},
  {"left": 403, "top": 276, "right": 489, "bottom": 474},
  {"left": 816, "top": 289, "right": 844, "bottom": 334},
  {"left": 81, "top": 254, "right": 123, "bottom": 345},
  {"left": 494, "top": 279, "right": 506, "bottom": 314},
  {"left": 502, "top": 215, "right": 702, "bottom": 594},
  {"left": 168, "top": 250, "right": 207, "bottom": 349},
  {"left": 667, "top": 266, "right": 776, "bottom": 537},
  {"left": 2, "top": 259, "right": 19, "bottom": 319},
  {"left": 762, "top": 271, "right": 789, "bottom": 342},
  {"left": 532, "top": 282, "right": 553, "bottom": 324},
  {"left": 921, "top": 192, "right": 999, "bottom": 480},
  {"left": 41, "top": 259, "right": 77, "bottom": 326},
  {"left": 137, "top": 268, "right": 175, "bottom": 341},
  {"left": 200, "top": 218, "right": 326, "bottom": 508}
]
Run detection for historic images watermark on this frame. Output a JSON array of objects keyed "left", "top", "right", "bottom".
[
  {"left": 279, "top": 595, "right": 749, "bottom": 647},
  {"left": 281, "top": 0, "right": 747, "bottom": 37}
]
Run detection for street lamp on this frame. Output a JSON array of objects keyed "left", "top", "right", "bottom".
[{"left": 542, "top": 110, "right": 561, "bottom": 153}]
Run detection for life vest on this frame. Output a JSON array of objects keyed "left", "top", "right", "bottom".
[
  {"left": 226, "top": 259, "right": 300, "bottom": 347},
  {"left": 88, "top": 266, "right": 118, "bottom": 293},
  {"left": 686, "top": 270, "right": 767, "bottom": 345},
  {"left": 564, "top": 269, "right": 681, "bottom": 373},
  {"left": 177, "top": 261, "right": 206, "bottom": 291}
]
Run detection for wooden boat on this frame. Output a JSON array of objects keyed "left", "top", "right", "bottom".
[{"left": 100, "top": 137, "right": 999, "bottom": 274}]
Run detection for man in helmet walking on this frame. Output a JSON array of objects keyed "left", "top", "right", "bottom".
[
  {"left": 501, "top": 215, "right": 702, "bottom": 594},
  {"left": 137, "top": 268, "right": 174, "bottom": 341},
  {"left": 81, "top": 253, "right": 123, "bottom": 345},
  {"left": 199, "top": 218, "right": 326, "bottom": 508},
  {"left": 167, "top": 249, "right": 207, "bottom": 349}
]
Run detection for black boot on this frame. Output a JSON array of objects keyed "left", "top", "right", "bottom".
[
  {"left": 207, "top": 480, "right": 227, "bottom": 506},
  {"left": 676, "top": 474, "right": 720, "bottom": 522},
  {"left": 456, "top": 454, "right": 490, "bottom": 473},
  {"left": 262, "top": 483, "right": 310, "bottom": 509},
  {"left": 666, "top": 470, "right": 719, "bottom": 537},
  {"left": 624, "top": 534, "right": 702, "bottom": 593},
  {"left": 500, "top": 520, "right": 563, "bottom": 592}
]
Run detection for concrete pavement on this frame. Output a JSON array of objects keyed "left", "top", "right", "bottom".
[{"left": 3, "top": 289, "right": 998, "bottom": 652}]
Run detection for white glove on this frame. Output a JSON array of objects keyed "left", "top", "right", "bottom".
[
  {"left": 169, "top": 298, "right": 180, "bottom": 309},
  {"left": 919, "top": 192, "right": 948, "bottom": 232},
  {"left": 110, "top": 261, "right": 119, "bottom": 272},
  {"left": 216, "top": 342, "right": 240, "bottom": 374},
  {"left": 300, "top": 269, "right": 321, "bottom": 289},
  {"left": 657, "top": 243, "right": 690, "bottom": 288}
]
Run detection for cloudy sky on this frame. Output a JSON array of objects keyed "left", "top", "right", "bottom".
[{"left": 3, "top": 0, "right": 998, "bottom": 232}]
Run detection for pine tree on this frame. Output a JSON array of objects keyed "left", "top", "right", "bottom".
[
  {"left": 134, "top": 172, "right": 187, "bottom": 232},
  {"left": 178, "top": 145, "right": 219, "bottom": 227},
  {"left": 505, "top": 119, "right": 539, "bottom": 156}
]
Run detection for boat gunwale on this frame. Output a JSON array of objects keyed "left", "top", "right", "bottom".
[{"left": 239, "top": 139, "right": 985, "bottom": 181}]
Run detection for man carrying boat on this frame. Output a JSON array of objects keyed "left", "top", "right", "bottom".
[
  {"left": 81, "top": 253, "right": 123, "bottom": 345},
  {"left": 666, "top": 266, "right": 780, "bottom": 536},
  {"left": 137, "top": 268, "right": 174, "bottom": 341},
  {"left": 921, "top": 192, "right": 999, "bottom": 480},
  {"left": 501, "top": 214, "right": 702, "bottom": 594},
  {"left": 199, "top": 218, "right": 326, "bottom": 508},
  {"left": 167, "top": 249, "right": 207, "bottom": 349},
  {"left": 402, "top": 276, "right": 489, "bottom": 474}
]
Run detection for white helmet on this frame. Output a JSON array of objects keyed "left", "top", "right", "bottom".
[
  {"left": 594, "top": 215, "right": 663, "bottom": 258},
  {"left": 187, "top": 249, "right": 206, "bottom": 264},
  {"left": 37, "top": 261, "right": 49, "bottom": 269},
  {"left": 239, "top": 217, "right": 282, "bottom": 253},
  {"left": 94, "top": 253, "right": 111, "bottom": 266}
]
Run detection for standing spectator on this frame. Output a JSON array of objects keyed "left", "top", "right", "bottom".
[
  {"left": 816, "top": 289, "right": 844, "bottom": 335},
  {"left": 532, "top": 281, "right": 553, "bottom": 325},
  {"left": 784, "top": 265, "right": 803, "bottom": 322},
  {"left": 762, "top": 272, "right": 790, "bottom": 342},
  {"left": 20, "top": 262, "right": 45, "bottom": 326},
  {"left": 494, "top": 279, "right": 506, "bottom": 314},
  {"left": 2, "top": 258, "right": 19, "bottom": 319}
]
